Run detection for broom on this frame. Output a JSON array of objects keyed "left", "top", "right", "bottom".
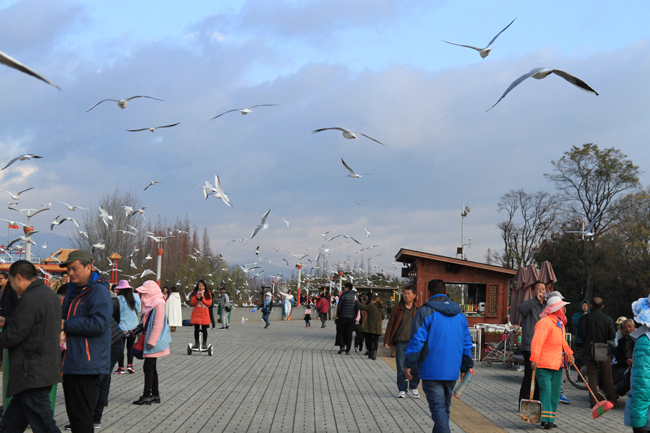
[{"left": 570, "top": 361, "right": 614, "bottom": 419}]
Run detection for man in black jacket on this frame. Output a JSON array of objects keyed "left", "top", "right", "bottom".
[
  {"left": 0, "top": 260, "right": 62, "bottom": 433},
  {"left": 336, "top": 282, "right": 358, "bottom": 355},
  {"left": 578, "top": 297, "right": 617, "bottom": 406}
]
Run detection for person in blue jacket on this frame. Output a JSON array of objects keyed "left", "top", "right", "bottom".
[
  {"left": 60, "top": 250, "right": 112, "bottom": 433},
  {"left": 404, "top": 279, "right": 473, "bottom": 433},
  {"left": 625, "top": 293, "right": 650, "bottom": 432}
]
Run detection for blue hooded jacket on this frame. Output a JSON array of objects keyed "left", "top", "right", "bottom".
[
  {"left": 62, "top": 272, "right": 112, "bottom": 375},
  {"left": 404, "top": 294, "right": 474, "bottom": 380},
  {"left": 571, "top": 300, "right": 591, "bottom": 345}
]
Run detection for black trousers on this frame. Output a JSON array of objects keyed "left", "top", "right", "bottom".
[
  {"left": 355, "top": 330, "right": 365, "bottom": 351},
  {"left": 93, "top": 340, "right": 123, "bottom": 423},
  {"left": 518, "top": 351, "right": 540, "bottom": 406},
  {"left": 368, "top": 333, "right": 380, "bottom": 353},
  {"left": 365, "top": 332, "right": 373, "bottom": 353},
  {"left": 118, "top": 335, "right": 135, "bottom": 368},
  {"left": 143, "top": 358, "right": 159, "bottom": 397},
  {"left": 319, "top": 312, "right": 327, "bottom": 326},
  {"left": 209, "top": 306, "right": 215, "bottom": 327},
  {"left": 0, "top": 386, "right": 59, "bottom": 433},
  {"left": 584, "top": 354, "right": 617, "bottom": 404},
  {"left": 63, "top": 374, "right": 98, "bottom": 433},
  {"left": 194, "top": 324, "right": 208, "bottom": 343},
  {"left": 336, "top": 318, "right": 356, "bottom": 352}
]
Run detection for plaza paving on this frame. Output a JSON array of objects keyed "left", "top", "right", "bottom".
[{"left": 16, "top": 318, "right": 628, "bottom": 432}]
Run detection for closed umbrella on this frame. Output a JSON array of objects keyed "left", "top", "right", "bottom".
[
  {"left": 509, "top": 266, "right": 528, "bottom": 325},
  {"left": 539, "top": 261, "right": 557, "bottom": 292}
]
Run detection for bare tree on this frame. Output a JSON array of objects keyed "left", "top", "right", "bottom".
[{"left": 494, "top": 189, "right": 560, "bottom": 269}]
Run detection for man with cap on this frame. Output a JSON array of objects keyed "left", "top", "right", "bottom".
[
  {"left": 530, "top": 293, "right": 573, "bottom": 429},
  {"left": 60, "top": 250, "right": 112, "bottom": 433},
  {"left": 219, "top": 286, "right": 230, "bottom": 329}
]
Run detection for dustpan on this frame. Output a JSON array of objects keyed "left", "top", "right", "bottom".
[{"left": 520, "top": 369, "right": 541, "bottom": 423}]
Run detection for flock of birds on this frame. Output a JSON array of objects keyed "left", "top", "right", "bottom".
[{"left": 0, "top": 15, "right": 602, "bottom": 290}]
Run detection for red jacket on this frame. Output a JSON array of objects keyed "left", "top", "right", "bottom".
[
  {"left": 315, "top": 297, "right": 329, "bottom": 314},
  {"left": 190, "top": 294, "right": 212, "bottom": 325}
]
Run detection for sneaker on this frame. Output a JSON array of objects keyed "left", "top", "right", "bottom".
[
  {"left": 65, "top": 426, "right": 71, "bottom": 431},
  {"left": 559, "top": 394, "right": 571, "bottom": 404},
  {"left": 397, "top": 391, "right": 407, "bottom": 398},
  {"left": 126, "top": 364, "right": 135, "bottom": 374},
  {"left": 410, "top": 389, "right": 420, "bottom": 399},
  {"left": 517, "top": 365, "right": 525, "bottom": 372},
  {"left": 94, "top": 423, "right": 101, "bottom": 429},
  {"left": 114, "top": 367, "right": 125, "bottom": 374}
]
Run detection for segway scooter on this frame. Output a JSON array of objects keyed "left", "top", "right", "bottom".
[{"left": 187, "top": 332, "right": 213, "bottom": 356}]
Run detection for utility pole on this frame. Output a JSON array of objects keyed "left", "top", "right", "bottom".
[{"left": 296, "top": 264, "right": 303, "bottom": 306}]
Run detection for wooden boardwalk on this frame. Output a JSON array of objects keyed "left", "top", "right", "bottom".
[{"left": 9, "top": 316, "right": 624, "bottom": 432}]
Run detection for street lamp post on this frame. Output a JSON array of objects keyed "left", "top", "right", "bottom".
[
  {"left": 296, "top": 264, "right": 303, "bottom": 306},
  {"left": 460, "top": 205, "right": 471, "bottom": 260}
]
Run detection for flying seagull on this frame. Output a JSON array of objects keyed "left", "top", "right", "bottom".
[
  {"left": 144, "top": 181, "right": 161, "bottom": 191},
  {"left": 0, "top": 50, "right": 59, "bottom": 89},
  {"left": 487, "top": 67, "right": 598, "bottom": 111},
  {"left": 1, "top": 154, "right": 43, "bottom": 171},
  {"left": 283, "top": 218, "right": 290, "bottom": 228},
  {"left": 0, "top": 219, "right": 27, "bottom": 228},
  {"left": 126, "top": 123, "right": 179, "bottom": 133},
  {"left": 341, "top": 158, "right": 371, "bottom": 178},
  {"left": 86, "top": 95, "right": 163, "bottom": 112},
  {"left": 312, "top": 127, "right": 386, "bottom": 147},
  {"left": 250, "top": 209, "right": 271, "bottom": 240},
  {"left": 365, "top": 228, "right": 370, "bottom": 238},
  {"left": 59, "top": 201, "right": 89, "bottom": 211},
  {"left": 2, "top": 187, "right": 33, "bottom": 200},
  {"left": 200, "top": 181, "right": 214, "bottom": 200},
  {"left": 212, "top": 174, "right": 232, "bottom": 207},
  {"left": 210, "top": 104, "right": 279, "bottom": 120},
  {"left": 141, "top": 269, "right": 156, "bottom": 278},
  {"left": 442, "top": 18, "right": 516, "bottom": 59},
  {"left": 130, "top": 207, "right": 146, "bottom": 220},
  {"left": 565, "top": 211, "right": 603, "bottom": 238},
  {"left": 7, "top": 231, "right": 38, "bottom": 249},
  {"left": 98, "top": 206, "right": 113, "bottom": 227}
]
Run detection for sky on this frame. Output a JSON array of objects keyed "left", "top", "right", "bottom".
[{"left": 1, "top": 0, "right": 650, "bottom": 279}]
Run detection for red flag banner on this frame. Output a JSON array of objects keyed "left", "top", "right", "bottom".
[{"left": 8, "top": 223, "right": 18, "bottom": 229}]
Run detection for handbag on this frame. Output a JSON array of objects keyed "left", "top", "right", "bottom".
[
  {"left": 225, "top": 305, "right": 232, "bottom": 312},
  {"left": 131, "top": 314, "right": 151, "bottom": 360},
  {"left": 592, "top": 342, "right": 609, "bottom": 362},
  {"left": 261, "top": 307, "right": 269, "bottom": 314}
]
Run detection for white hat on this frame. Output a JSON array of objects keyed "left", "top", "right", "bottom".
[{"left": 546, "top": 295, "right": 570, "bottom": 313}]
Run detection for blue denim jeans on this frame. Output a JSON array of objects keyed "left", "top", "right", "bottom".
[
  {"left": 262, "top": 312, "right": 270, "bottom": 327},
  {"left": 396, "top": 341, "right": 420, "bottom": 392},
  {"left": 421, "top": 379, "right": 455, "bottom": 433},
  {"left": 0, "top": 386, "right": 60, "bottom": 433}
]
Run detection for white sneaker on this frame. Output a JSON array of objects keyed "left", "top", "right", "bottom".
[
  {"left": 397, "top": 391, "right": 407, "bottom": 398},
  {"left": 517, "top": 365, "right": 525, "bottom": 372},
  {"left": 410, "top": 389, "right": 420, "bottom": 399}
]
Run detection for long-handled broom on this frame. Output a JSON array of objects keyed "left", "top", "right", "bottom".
[{"left": 570, "top": 361, "right": 614, "bottom": 419}]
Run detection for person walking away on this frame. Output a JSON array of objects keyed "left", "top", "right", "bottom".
[
  {"left": 355, "top": 295, "right": 384, "bottom": 360},
  {"left": 336, "top": 283, "right": 358, "bottom": 355},
  {"left": 517, "top": 281, "right": 546, "bottom": 407},
  {"left": 613, "top": 319, "right": 636, "bottom": 393},
  {"left": 404, "top": 279, "right": 473, "bottom": 433},
  {"left": 0, "top": 271, "right": 18, "bottom": 370},
  {"left": 385, "top": 285, "right": 420, "bottom": 399},
  {"left": 220, "top": 287, "right": 230, "bottom": 329},
  {"left": 0, "top": 260, "right": 62, "bottom": 433},
  {"left": 571, "top": 300, "right": 590, "bottom": 350},
  {"left": 133, "top": 280, "right": 171, "bottom": 405},
  {"left": 207, "top": 286, "right": 216, "bottom": 329},
  {"left": 624, "top": 294, "right": 650, "bottom": 432},
  {"left": 315, "top": 292, "right": 329, "bottom": 328},
  {"left": 190, "top": 280, "right": 212, "bottom": 348},
  {"left": 529, "top": 294, "right": 574, "bottom": 429},
  {"left": 115, "top": 280, "right": 140, "bottom": 374},
  {"left": 60, "top": 250, "right": 112, "bottom": 433},
  {"left": 354, "top": 295, "right": 366, "bottom": 353},
  {"left": 90, "top": 284, "right": 126, "bottom": 428},
  {"left": 166, "top": 286, "right": 183, "bottom": 332},
  {"left": 261, "top": 290, "right": 272, "bottom": 328},
  {"left": 578, "top": 296, "right": 618, "bottom": 407},
  {"left": 304, "top": 304, "right": 312, "bottom": 327}
]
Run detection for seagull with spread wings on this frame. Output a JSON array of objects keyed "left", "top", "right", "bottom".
[
  {"left": 2, "top": 154, "right": 42, "bottom": 171},
  {"left": 312, "top": 127, "right": 386, "bottom": 146},
  {"left": 341, "top": 158, "right": 371, "bottom": 178},
  {"left": 98, "top": 206, "right": 113, "bottom": 227},
  {"left": 144, "top": 181, "right": 161, "bottom": 191},
  {"left": 565, "top": 211, "right": 603, "bottom": 238},
  {"left": 2, "top": 187, "right": 33, "bottom": 200},
  {"left": 487, "top": 67, "right": 598, "bottom": 111},
  {"left": 250, "top": 209, "right": 271, "bottom": 240},
  {"left": 0, "top": 50, "right": 59, "bottom": 88},
  {"left": 60, "top": 201, "right": 89, "bottom": 211},
  {"left": 86, "top": 95, "right": 163, "bottom": 112},
  {"left": 7, "top": 231, "right": 38, "bottom": 249},
  {"left": 210, "top": 104, "right": 279, "bottom": 120},
  {"left": 126, "top": 123, "right": 179, "bottom": 133},
  {"left": 442, "top": 18, "right": 516, "bottom": 59}
]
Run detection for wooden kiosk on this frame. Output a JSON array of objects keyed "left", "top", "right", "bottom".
[{"left": 394, "top": 248, "right": 516, "bottom": 327}]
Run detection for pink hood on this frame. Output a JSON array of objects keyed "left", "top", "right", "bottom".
[{"left": 137, "top": 280, "right": 164, "bottom": 315}]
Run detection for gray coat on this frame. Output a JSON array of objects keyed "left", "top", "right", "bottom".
[
  {"left": 0, "top": 279, "right": 62, "bottom": 397},
  {"left": 517, "top": 297, "right": 545, "bottom": 351}
]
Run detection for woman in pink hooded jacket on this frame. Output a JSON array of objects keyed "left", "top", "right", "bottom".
[{"left": 133, "top": 280, "right": 171, "bottom": 405}]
